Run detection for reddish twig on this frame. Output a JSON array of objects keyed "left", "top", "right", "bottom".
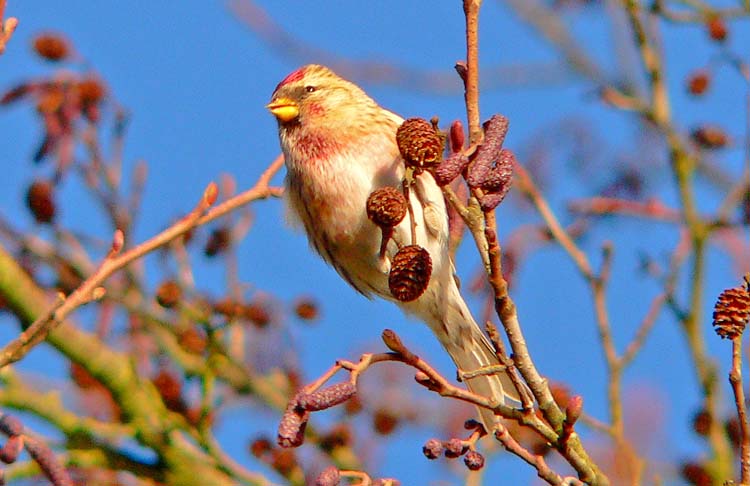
[
  {"left": 494, "top": 423, "right": 583, "bottom": 486},
  {"left": 0, "top": 157, "right": 284, "bottom": 368},
  {"left": 729, "top": 336, "right": 750, "bottom": 484}
]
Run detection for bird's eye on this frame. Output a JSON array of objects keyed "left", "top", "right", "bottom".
[{"left": 304, "top": 85, "right": 316, "bottom": 93}]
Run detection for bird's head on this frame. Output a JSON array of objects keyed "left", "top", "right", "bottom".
[{"left": 267, "top": 64, "right": 378, "bottom": 129}]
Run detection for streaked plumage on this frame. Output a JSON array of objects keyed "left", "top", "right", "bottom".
[{"left": 268, "top": 64, "right": 518, "bottom": 429}]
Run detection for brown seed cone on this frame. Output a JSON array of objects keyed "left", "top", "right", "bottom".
[
  {"left": 32, "top": 33, "right": 70, "bottom": 61},
  {"left": 26, "top": 180, "right": 56, "bottom": 224},
  {"left": 422, "top": 438, "right": 443, "bottom": 459},
  {"left": 249, "top": 437, "right": 273, "bottom": 458},
  {"left": 388, "top": 245, "right": 432, "bottom": 302},
  {"left": 691, "top": 125, "right": 728, "bottom": 149},
  {"left": 463, "top": 450, "right": 485, "bottom": 471},
  {"left": 372, "top": 408, "right": 399, "bottom": 435},
  {"left": 692, "top": 409, "right": 712, "bottom": 437},
  {"left": 294, "top": 297, "right": 319, "bottom": 320},
  {"left": 706, "top": 15, "right": 728, "bottom": 42},
  {"left": 77, "top": 78, "right": 106, "bottom": 106},
  {"left": 204, "top": 227, "right": 231, "bottom": 256},
  {"left": 712, "top": 284, "right": 750, "bottom": 339},
  {"left": 396, "top": 118, "right": 443, "bottom": 171},
  {"left": 686, "top": 70, "right": 710, "bottom": 96},
  {"left": 366, "top": 187, "right": 407, "bottom": 228},
  {"left": 155, "top": 280, "right": 182, "bottom": 308}
]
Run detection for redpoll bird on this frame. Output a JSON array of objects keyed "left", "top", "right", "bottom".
[{"left": 267, "top": 65, "right": 519, "bottom": 428}]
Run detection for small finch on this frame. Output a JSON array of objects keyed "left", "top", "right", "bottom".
[{"left": 268, "top": 65, "right": 519, "bottom": 428}]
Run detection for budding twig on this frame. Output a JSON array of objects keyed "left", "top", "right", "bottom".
[{"left": 0, "top": 157, "right": 284, "bottom": 369}]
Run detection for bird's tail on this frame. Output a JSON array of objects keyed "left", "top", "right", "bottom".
[{"left": 421, "top": 280, "right": 521, "bottom": 431}]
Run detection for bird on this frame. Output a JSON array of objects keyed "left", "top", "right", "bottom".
[{"left": 267, "top": 64, "right": 519, "bottom": 429}]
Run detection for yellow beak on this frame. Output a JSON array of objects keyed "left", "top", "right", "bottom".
[{"left": 267, "top": 98, "right": 299, "bottom": 122}]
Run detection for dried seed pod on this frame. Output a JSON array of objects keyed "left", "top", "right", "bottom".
[
  {"left": 32, "top": 33, "right": 70, "bottom": 61},
  {"left": 213, "top": 297, "right": 242, "bottom": 318},
  {"left": 243, "top": 301, "right": 272, "bottom": 327},
  {"left": 76, "top": 78, "right": 106, "bottom": 106},
  {"left": 692, "top": 409, "right": 712, "bottom": 437},
  {"left": 155, "top": 280, "right": 182, "bottom": 308},
  {"left": 270, "top": 449, "right": 298, "bottom": 477},
  {"left": 422, "top": 438, "right": 443, "bottom": 459},
  {"left": 464, "top": 450, "right": 485, "bottom": 471},
  {"left": 443, "top": 438, "right": 468, "bottom": 458},
  {"left": 297, "top": 382, "right": 357, "bottom": 411},
  {"left": 152, "top": 370, "right": 184, "bottom": 413},
  {"left": 294, "top": 297, "right": 319, "bottom": 320},
  {"left": 372, "top": 408, "right": 399, "bottom": 435},
  {"left": 204, "top": 227, "right": 231, "bottom": 256},
  {"left": 691, "top": 125, "right": 728, "bottom": 149},
  {"left": 727, "top": 417, "right": 742, "bottom": 450},
  {"left": 396, "top": 118, "right": 443, "bottom": 171},
  {"left": 366, "top": 187, "right": 407, "bottom": 228},
  {"left": 178, "top": 327, "right": 208, "bottom": 355},
  {"left": 249, "top": 437, "right": 273, "bottom": 458},
  {"left": 712, "top": 283, "right": 750, "bottom": 339},
  {"left": 26, "top": 180, "right": 56, "bottom": 224},
  {"left": 706, "top": 15, "right": 727, "bottom": 42},
  {"left": 388, "top": 245, "right": 432, "bottom": 302},
  {"left": 681, "top": 462, "right": 711, "bottom": 486},
  {"left": 686, "top": 70, "right": 710, "bottom": 96}
]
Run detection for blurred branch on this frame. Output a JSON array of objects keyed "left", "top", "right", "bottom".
[
  {"left": 652, "top": 0, "right": 750, "bottom": 22},
  {"left": 568, "top": 197, "right": 681, "bottom": 223},
  {"left": 0, "top": 183, "right": 219, "bottom": 368},
  {"left": 229, "top": 0, "right": 572, "bottom": 93},
  {"left": 0, "top": 156, "right": 283, "bottom": 369},
  {"left": 500, "top": 0, "right": 604, "bottom": 82}
]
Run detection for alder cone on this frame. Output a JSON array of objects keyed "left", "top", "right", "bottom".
[
  {"left": 388, "top": 245, "right": 432, "bottom": 302},
  {"left": 396, "top": 118, "right": 442, "bottom": 170},
  {"left": 32, "top": 33, "right": 70, "bottom": 61},
  {"left": 713, "top": 285, "right": 750, "bottom": 339},
  {"left": 26, "top": 180, "right": 56, "bottom": 224},
  {"left": 366, "top": 187, "right": 407, "bottom": 228}
]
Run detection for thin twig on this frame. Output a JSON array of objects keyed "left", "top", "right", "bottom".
[
  {"left": 729, "top": 336, "right": 750, "bottom": 484},
  {"left": 0, "top": 157, "right": 284, "bottom": 368}
]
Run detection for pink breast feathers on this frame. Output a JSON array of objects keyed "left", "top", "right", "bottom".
[{"left": 274, "top": 68, "right": 305, "bottom": 93}]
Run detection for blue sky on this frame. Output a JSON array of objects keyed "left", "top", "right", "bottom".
[{"left": 1, "top": 1, "right": 749, "bottom": 485}]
